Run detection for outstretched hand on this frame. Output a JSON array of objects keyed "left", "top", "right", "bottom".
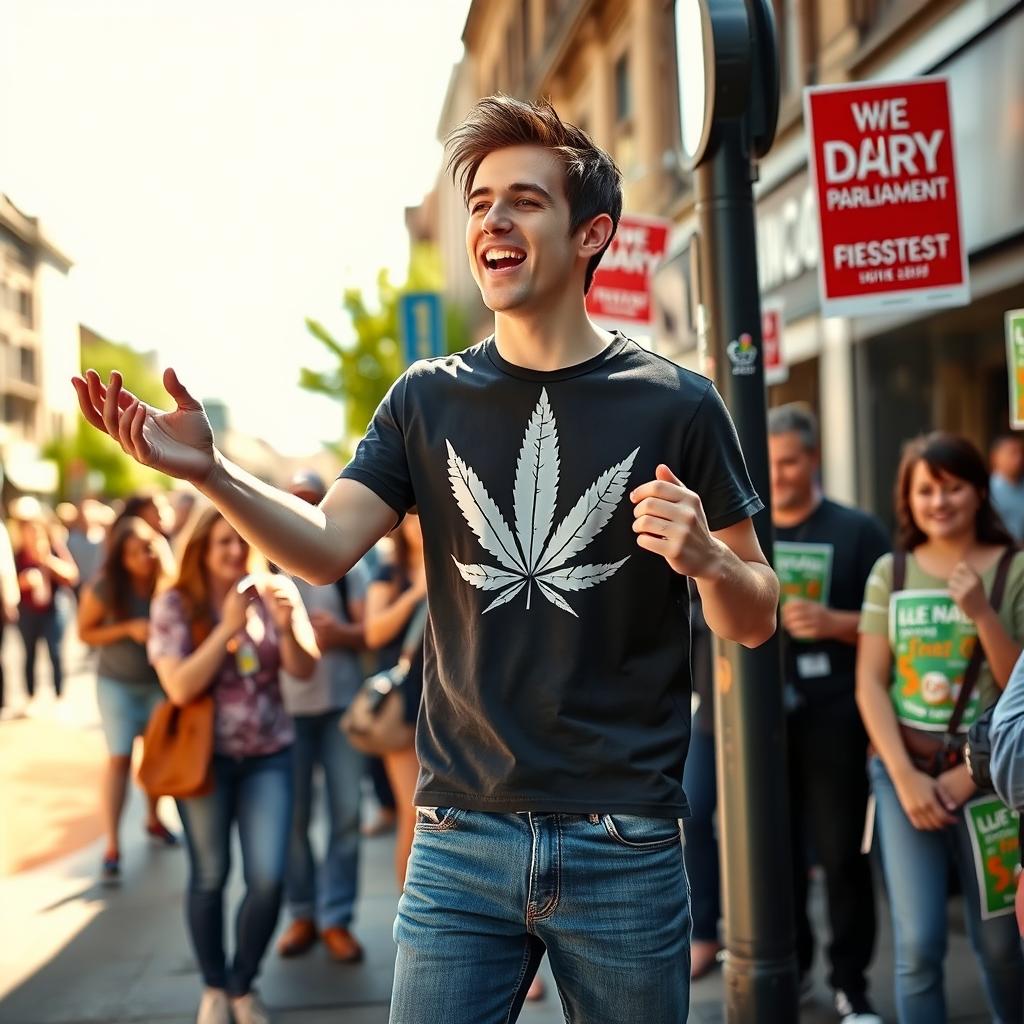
[{"left": 71, "top": 368, "right": 216, "bottom": 485}]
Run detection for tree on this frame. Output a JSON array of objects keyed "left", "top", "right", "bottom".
[
  {"left": 300, "top": 243, "right": 469, "bottom": 455},
  {"left": 46, "top": 333, "right": 170, "bottom": 499}
]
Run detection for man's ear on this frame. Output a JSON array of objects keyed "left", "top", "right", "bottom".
[{"left": 577, "top": 213, "right": 615, "bottom": 260}]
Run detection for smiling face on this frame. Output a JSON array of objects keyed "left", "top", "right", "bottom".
[
  {"left": 768, "top": 431, "right": 818, "bottom": 515},
  {"left": 466, "top": 145, "right": 591, "bottom": 314},
  {"left": 907, "top": 460, "right": 982, "bottom": 544},
  {"left": 121, "top": 525, "right": 161, "bottom": 584},
  {"left": 203, "top": 516, "right": 251, "bottom": 588}
]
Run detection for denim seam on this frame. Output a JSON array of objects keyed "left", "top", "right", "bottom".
[
  {"left": 526, "top": 813, "right": 541, "bottom": 930},
  {"left": 531, "top": 814, "right": 562, "bottom": 923}
]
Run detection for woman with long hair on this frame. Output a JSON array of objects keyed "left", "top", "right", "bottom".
[
  {"left": 364, "top": 515, "right": 426, "bottom": 890},
  {"left": 147, "top": 507, "right": 318, "bottom": 1024},
  {"left": 10, "top": 497, "right": 79, "bottom": 706},
  {"left": 857, "top": 433, "right": 1024, "bottom": 1023},
  {"left": 77, "top": 516, "right": 178, "bottom": 882}
]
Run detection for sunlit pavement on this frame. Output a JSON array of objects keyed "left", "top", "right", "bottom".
[{"left": 0, "top": 629, "right": 992, "bottom": 1023}]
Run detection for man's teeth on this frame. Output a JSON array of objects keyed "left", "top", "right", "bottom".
[{"left": 485, "top": 249, "right": 524, "bottom": 264}]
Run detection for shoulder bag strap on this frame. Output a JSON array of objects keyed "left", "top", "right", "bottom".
[
  {"left": 392, "top": 601, "right": 428, "bottom": 682},
  {"left": 948, "top": 547, "right": 1017, "bottom": 736}
]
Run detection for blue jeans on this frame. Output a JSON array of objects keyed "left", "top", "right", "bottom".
[
  {"left": 682, "top": 716, "right": 720, "bottom": 943},
  {"left": 870, "top": 756, "right": 1024, "bottom": 1023},
  {"left": 176, "top": 747, "right": 293, "bottom": 997},
  {"left": 390, "top": 809, "right": 691, "bottom": 1024},
  {"left": 17, "top": 607, "right": 62, "bottom": 698},
  {"left": 286, "top": 710, "right": 364, "bottom": 928}
]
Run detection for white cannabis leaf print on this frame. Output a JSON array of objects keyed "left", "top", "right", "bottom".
[{"left": 448, "top": 389, "right": 638, "bottom": 617}]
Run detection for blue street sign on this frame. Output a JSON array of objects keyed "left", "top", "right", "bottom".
[{"left": 398, "top": 292, "right": 445, "bottom": 365}]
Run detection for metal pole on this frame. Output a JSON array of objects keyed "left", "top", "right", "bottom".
[{"left": 695, "top": 117, "right": 798, "bottom": 1022}]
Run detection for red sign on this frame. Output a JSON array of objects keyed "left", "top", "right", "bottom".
[
  {"left": 762, "top": 300, "right": 787, "bottom": 385},
  {"left": 804, "top": 77, "right": 969, "bottom": 318},
  {"left": 586, "top": 214, "right": 671, "bottom": 328}
]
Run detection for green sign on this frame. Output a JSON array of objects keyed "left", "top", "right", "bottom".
[
  {"left": 965, "top": 796, "right": 1020, "bottom": 920},
  {"left": 888, "top": 589, "right": 982, "bottom": 731},
  {"left": 1007, "top": 309, "right": 1024, "bottom": 430},
  {"left": 775, "top": 542, "right": 833, "bottom": 606}
]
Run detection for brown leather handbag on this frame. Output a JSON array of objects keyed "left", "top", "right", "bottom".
[
  {"left": 137, "top": 694, "right": 215, "bottom": 798},
  {"left": 137, "top": 615, "right": 216, "bottom": 799},
  {"left": 892, "top": 548, "right": 1016, "bottom": 777}
]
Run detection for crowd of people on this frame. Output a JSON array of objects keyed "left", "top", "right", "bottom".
[
  {"left": 6, "top": 94, "right": 1024, "bottom": 1024},
  {"left": 0, "top": 478, "right": 430, "bottom": 1024}
]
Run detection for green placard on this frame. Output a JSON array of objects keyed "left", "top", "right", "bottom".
[
  {"left": 1007, "top": 309, "right": 1024, "bottom": 430},
  {"left": 775, "top": 542, "right": 833, "bottom": 606},
  {"left": 965, "top": 796, "right": 1020, "bottom": 920},
  {"left": 888, "top": 589, "right": 982, "bottom": 731}
]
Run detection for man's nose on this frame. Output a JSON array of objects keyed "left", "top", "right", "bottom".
[{"left": 482, "top": 203, "right": 512, "bottom": 234}]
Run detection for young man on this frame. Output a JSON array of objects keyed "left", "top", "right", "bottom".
[
  {"left": 990, "top": 433, "right": 1024, "bottom": 543},
  {"left": 768, "top": 404, "right": 889, "bottom": 1024},
  {"left": 276, "top": 470, "right": 369, "bottom": 965},
  {"left": 74, "top": 97, "right": 777, "bottom": 1024}
]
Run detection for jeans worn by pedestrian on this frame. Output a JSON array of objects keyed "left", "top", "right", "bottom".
[
  {"left": 389, "top": 808, "right": 691, "bottom": 1024},
  {"left": 177, "top": 748, "right": 293, "bottom": 997},
  {"left": 18, "top": 606, "right": 63, "bottom": 698},
  {"left": 286, "top": 710, "right": 363, "bottom": 929},
  {"left": 870, "top": 756, "right": 1024, "bottom": 1024}
]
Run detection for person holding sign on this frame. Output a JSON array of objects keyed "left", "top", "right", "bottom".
[
  {"left": 767, "top": 405, "right": 890, "bottom": 1023},
  {"left": 857, "top": 433, "right": 1024, "bottom": 1024}
]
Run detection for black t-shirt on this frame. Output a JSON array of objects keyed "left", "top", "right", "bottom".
[
  {"left": 341, "top": 333, "right": 762, "bottom": 817},
  {"left": 775, "top": 498, "right": 890, "bottom": 709}
]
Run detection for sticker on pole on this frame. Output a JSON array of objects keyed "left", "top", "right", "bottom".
[
  {"left": 762, "top": 299, "right": 786, "bottom": 385},
  {"left": 804, "top": 77, "right": 969, "bottom": 318},
  {"left": 1007, "top": 309, "right": 1024, "bottom": 430},
  {"left": 964, "top": 796, "right": 1020, "bottom": 920},
  {"left": 586, "top": 214, "right": 670, "bottom": 328}
]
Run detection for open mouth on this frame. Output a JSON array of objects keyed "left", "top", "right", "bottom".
[{"left": 482, "top": 247, "right": 527, "bottom": 273}]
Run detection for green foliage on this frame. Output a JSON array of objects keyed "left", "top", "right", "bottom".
[
  {"left": 300, "top": 243, "right": 471, "bottom": 450},
  {"left": 47, "top": 333, "right": 170, "bottom": 500}
]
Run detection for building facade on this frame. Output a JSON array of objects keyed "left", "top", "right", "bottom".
[
  {"left": 0, "top": 194, "right": 78, "bottom": 495},
  {"left": 435, "top": 0, "right": 1024, "bottom": 526}
]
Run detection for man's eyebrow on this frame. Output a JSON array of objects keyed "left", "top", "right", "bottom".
[{"left": 467, "top": 182, "right": 555, "bottom": 204}]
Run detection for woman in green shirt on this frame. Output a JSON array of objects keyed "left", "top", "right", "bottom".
[{"left": 857, "top": 433, "right": 1024, "bottom": 1024}]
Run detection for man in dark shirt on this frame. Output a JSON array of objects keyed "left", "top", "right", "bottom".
[
  {"left": 768, "top": 404, "right": 889, "bottom": 1024},
  {"left": 74, "top": 97, "right": 779, "bottom": 1024}
]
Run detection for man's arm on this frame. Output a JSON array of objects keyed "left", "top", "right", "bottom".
[
  {"left": 631, "top": 464, "right": 778, "bottom": 648},
  {"left": 990, "top": 653, "right": 1024, "bottom": 811},
  {"left": 73, "top": 368, "right": 397, "bottom": 584}
]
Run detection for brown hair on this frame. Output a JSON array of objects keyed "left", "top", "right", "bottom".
[
  {"left": 894, "top": 432, "right": 1015, "bottom": 551},
  {"left": 165, "top": 506, "right": 264, "bottom": 641},
  {"left": 446, "top": 95, "right": 622, "bottom": 294},
  {"left": 99, "top": 516, "right": 174, "bottom": 620}
]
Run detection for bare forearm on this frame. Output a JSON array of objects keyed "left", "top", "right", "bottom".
[
  {"left": 365, "top": 588, "right": 422, "bottom": 649},
  {"left": 827, "top": 609, "right": 862, "bottom": 645},
  {"left": 694, "top": 541, "right": 778, "bottom": 648},
  {"left": 200, "top": 453, "right": 363, "bottom": 585},
  {"left": 161, "top": 623, "right": 234, "bottom": 705},
  {"left": 856, "top": 674, "right": 913, "bottom": 784},
  {"left": 974, "top": 607, "right": 1022, "bottom": 688},
  {"left": 79, "top": 621, "right": 136, "bottom": 646},
  {"left": 278, "top": 624, "right": 317, "bottom": 679},
  {"left": 324, "top": 621, "right": 365, "bottom": 650}
]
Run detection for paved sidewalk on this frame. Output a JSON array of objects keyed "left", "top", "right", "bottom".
[{"left": 0, "top": 629, "right": 996, "bottom": 1023}]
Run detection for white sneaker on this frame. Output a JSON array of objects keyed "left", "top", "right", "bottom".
[
  {"left": 231, "top": 991, "right": 272, "bottom": 1024},
  {"left": 196, "top": 987, "right": 230, "bottom": 1024},
  {"left": 834, "top": 988, "right": 883, "bottom": 1023}
]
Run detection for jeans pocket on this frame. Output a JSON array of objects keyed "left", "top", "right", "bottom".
[
  {"left": 599, "top": 813, "right": 682, "bottom": 850},
  {"left": 414, "top": 806, "right": 466, "bottom": 832}
]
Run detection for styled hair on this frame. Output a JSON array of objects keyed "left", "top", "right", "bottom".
[
  {"left": 99, "top": 516, "right": 174, "bottom": 620},
  {"left": 894, "top": 432, "right": 1014, "bottom": 551},
  {"left": 166, "top": 506, "right": 264, "bottom": 640},
  {"left": 446, "top": 95, "right": 622, "bottom": 293},
  {"left": 767, "top": 403, "right": 819, "bottom": 451}
]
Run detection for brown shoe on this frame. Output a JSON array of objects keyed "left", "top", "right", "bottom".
[
  {"left": 277, "top": 918, "right": 318, "bottom": 958},
  {"left": 321, "top": 926, "right": 364, "bottom": 963}
]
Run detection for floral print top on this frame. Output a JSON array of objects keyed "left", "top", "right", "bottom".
[{"left": 148, "top": 589, "right": 294, "bottom": 758}]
